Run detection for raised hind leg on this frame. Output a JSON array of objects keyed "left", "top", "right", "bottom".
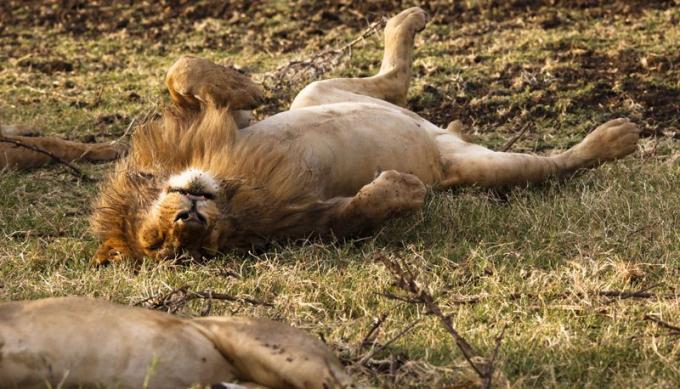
[
  {"left": 290, "top": 7, "right": 427, "bottom": 109},
  {"left": 437, "top": 118, "right": 641, "bottom": 188}
]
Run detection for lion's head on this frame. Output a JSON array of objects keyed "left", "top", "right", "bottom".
[
  {"left": 91, "top": 107, "right": 244, "bottom": 264},
  {"left": 136, "top": 169, "right": 224, "bottom": 259},
  {"left": 91, "top": 103, "right": 310, "bottom": 264},
  {"left": 89, "top": 55, "right": 311, "bottom": 264}
]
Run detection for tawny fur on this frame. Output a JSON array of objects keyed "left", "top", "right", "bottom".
[
  {"left": 0, "top": 124, "right": 122, "bottom": 170},
  {"left": 0, "top": 297, "right": 352, "bottom": 389},
  {"left": 91, "top": 7, "right": 641, "bottom": 263},
  {"left": 91, "top": 106, "right": 340, "bottom": 261}
]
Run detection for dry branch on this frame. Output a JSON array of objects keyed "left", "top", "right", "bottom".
[
  {"left": 359, "top": 313, "right": 389, "bottom": 351},
  {"left": 260, "top": 19, "right": 386, "bottom": 91},
  {"left": 358, "top": 319, "right": 421, "bottom": 367},
  {"left": 134, "top": 285, "right": 273, "bottom": 315},
  {"left": 380, "top": 285, "right": 665, "bottom": 309},
  {"left": 485, "top": 324, "right": 508, "bottom": 389},
  {"left": 377, "top": 291, "right": 422, "bottom": 304},
  {"left": 644, "top": 314, "right": 680, "bottom": 335},
  {"left": 0, "top": 135, "right": 94, "bottom": 181},
  {"left": 113, "top": 107, "right": 159, "bottom": 144},
  {"left": 375, "top": 253, "right": 505, "bottom": 388},
  {"left": 191, "top": 290, "right": 273, "bottom": 308},
  {"left": 598, "top": 284, "right": 659, "bottom": 299},
  {"left": 500, "top": 123, "right": 530, "bottom": 152},
  {"left": 640, "top": 127, "right": 680, "bottom": 139}
]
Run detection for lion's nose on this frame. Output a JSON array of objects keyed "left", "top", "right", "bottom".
[{"left": 174, "top": 210, "right": 206, "bottom": 224}]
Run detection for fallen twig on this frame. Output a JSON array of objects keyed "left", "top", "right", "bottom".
[
  {"left": 598, "top": 284, "right": 659, "bottom": 299},
  {"left": 358, "top": 319, "right": 421, "bottom": 367},
  {"left": 377, "top": 291, "right": 422, "bottom": 304},
  {"left": 644, "top": 314, "right": 680, "bottom": 335},
  {"left": 260, "top": 19, "right": 386, "bottom": 90},
  {"left": 640, "top": 127, "right": 680, "bottom": 139},
  {"left": 500, "top": 123, "right": 530, "bottom": 152},
  {"left": 200, "top": 290, "right": 213, "bottom": 316},
  {"left": 380, "top": 285, "right": 666, "bottom": 309},
  {"left": 359, "top": 313, "right": 389, "bottom": 351},
  {"left": 484, "top": 324, "right": 508, "bottom": 389},
  {"left": 0, "top": 135, "right": 94, "bottom": 181},
  {"left": 375, "top": 253, "right": 503, "bottom": 388},
  {"left": 112, "top": 107, "right": 158, "bottom": 145},
  {"left": 134, "top": 285, "right": 273, "bottom": 314},
  {"left": 190, "top": 290, "right": 274, "bottom": 308},
  {"left": 379, "top": 290, "right": 486, "bottom": 305},
  {"left": 117, "top": 117, "right": 136, "bottom": 142}
]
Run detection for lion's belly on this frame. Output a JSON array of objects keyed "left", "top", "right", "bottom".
[{"left": 241, "top": 103, "right": 447, "bottom": 198}]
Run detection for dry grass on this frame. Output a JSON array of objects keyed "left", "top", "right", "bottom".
[{"left": 1, "top": 1, "right": 679, "bottom": 387}]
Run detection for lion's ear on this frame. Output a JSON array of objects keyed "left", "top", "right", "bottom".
[{"left": 92, "top": 237, "right": 132, "bottom": 265}]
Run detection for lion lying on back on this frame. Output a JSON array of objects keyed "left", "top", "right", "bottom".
[{"left": 92, "top": 8, "right": 640, "bottom": 263}]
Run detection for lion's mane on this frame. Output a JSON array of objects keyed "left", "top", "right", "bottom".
[{"left": 91, "top": 106, "right": 335, "bottom": 261}]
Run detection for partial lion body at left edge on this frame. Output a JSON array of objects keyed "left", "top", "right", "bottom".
[
  {"left": 0, "top": 124, "right": 123, "bottom": 170},
  {"left": 0, "top": 297, "right": 353, "bottom": 389},
  {"left": 0, "top": 297, "right": 235, "bottom": 388}
]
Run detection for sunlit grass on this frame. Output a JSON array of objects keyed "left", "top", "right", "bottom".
[{"left": 1, "top": 1, "right": 678, "bottom": 387}]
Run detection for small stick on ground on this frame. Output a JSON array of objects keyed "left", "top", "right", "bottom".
[
  {"left": 200, "top": 290, "right": 213, "bottom": 316},
  {"left": 189, "top": 290, "right": 274, "bottom": 308},
  {"left": 377, "top": 291, "right": 422, "bottom": 304},
  {"left": 500, "top": 123, "right": 530, "bottom": 152},
  {"left": 644, "top": 314, "right": 680, "bottom": 335},
  {"left": 598, "top": 283, "right": 659, "bottom": 300},
  {"left": 134, "top": 285, "right": 273, "bottom": 314},
  {"left": 261, "top": 19, "right": 386, "bottom": 90},
  {"left": 359, "top": 313, "right": 389, "bottom": 351},
  {"left": 641, "top": 127, "right": 680, "bottom": 139},
  {"left": 484, "top": 324, "right": 508, "bottom": 389},
  {"left": 112, "top": 107, "right": 158, "bottom": 145},
  {"left": 115, "top": 117, "right": 136, "bottom": 143},
  {"left": 0, "top": 136, "right": 94, "bottom": 181},
  {"left": 358, "top": 318, "right": 421, "bottom": 366}
]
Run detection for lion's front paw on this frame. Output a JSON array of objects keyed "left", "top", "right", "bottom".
[
  {"left": 353, "top": 170, "right": 427, "bottom": 220},
  {"left": 573, "top": 118, "right": 641, "bottom": 163},
  {"left": 92, "top": 237, "right": 133, "bottom": 265},
  {"left": 166, "top": 56, "right": 263, "bottom": 111}
]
